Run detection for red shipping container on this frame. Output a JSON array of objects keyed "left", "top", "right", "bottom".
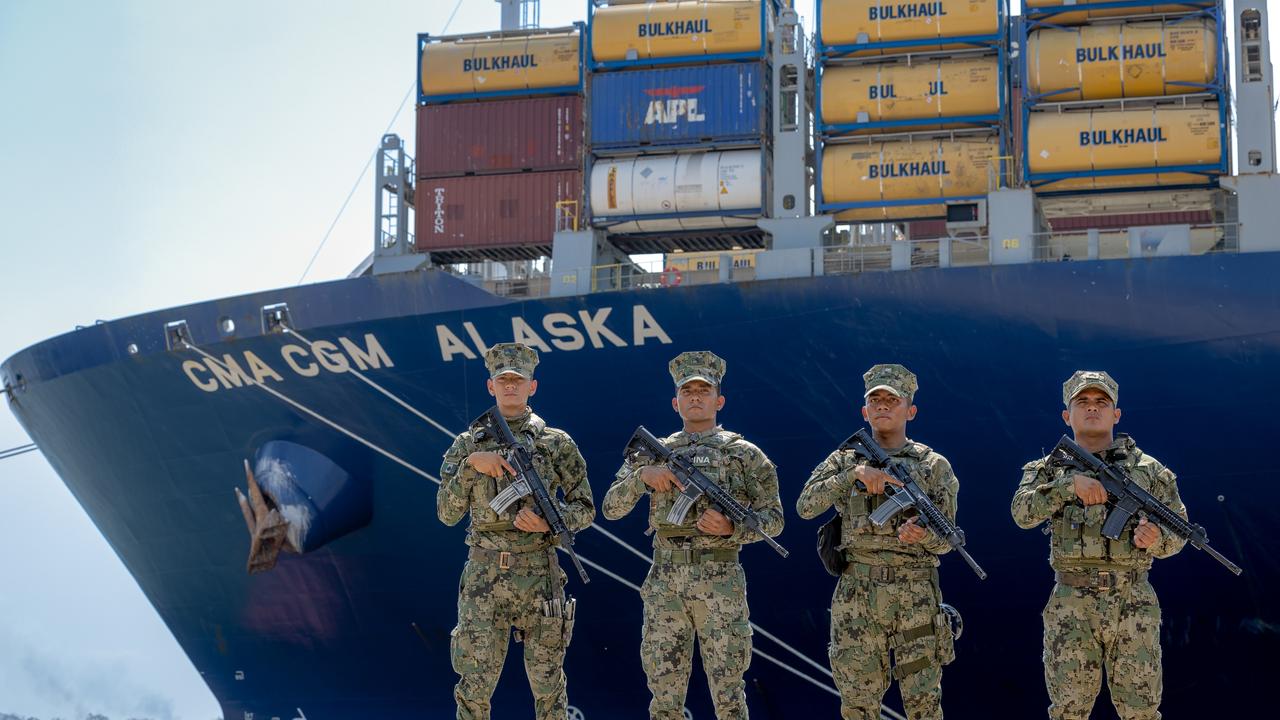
[
  {"left": 415, "top": 170, "right": 583, "bottom": 255},
  {"left": 1049, "top": 211, "right": 1213, "bottom": 231},
  {"left": 416, "top": 96, "right": 583, "bottom": 178}
]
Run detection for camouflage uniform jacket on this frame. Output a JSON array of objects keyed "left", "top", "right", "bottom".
[
  {"left": 603, "top": 426, "right": 784, "bottom": 549},
  {"left": 1012, "top": 434, "right": 1186, "bottom": 571},
  {"left": 437, "top": 408, "right": 594, "bottom": 552},
  {"left": 797, "top": 439, "right": 959, "bottom": 567}
]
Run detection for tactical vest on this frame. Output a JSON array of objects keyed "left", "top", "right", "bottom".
[
  {"left": 1043, "top": 435, "right": 1148, "bottom": 568},
  {"left": 464, "top": 413, "right": 556, "bottom": 543},
  {"left": 650, "top": 430, "right": 749, "bottom": 541},
  {"left": 842, "top": 442, "right": 936, "bottom": 555}
]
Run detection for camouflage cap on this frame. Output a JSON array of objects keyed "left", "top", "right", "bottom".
[
  {"left": 863, "top": 363, "right": 918, "bottom": 401},
  {"left": 484, "top": 342, "right": 539, "bottom": 379},
  {"left": 1063, "top": 370, "right": 1118, "bottom": 406},
  {"left": 669, "top": 350, "right": 726, "bottom": 388}
]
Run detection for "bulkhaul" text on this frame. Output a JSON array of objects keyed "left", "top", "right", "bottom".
[
  {"left": 1079, "top": 127, "right": 1167, "bottom": 146},
  {"left": 868, "top": 161, "right": 950, "bottom": 179}
]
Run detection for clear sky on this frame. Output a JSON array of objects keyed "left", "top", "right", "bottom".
[{"left": 0, "top": 1, "right": 1272, "bottom": 718}]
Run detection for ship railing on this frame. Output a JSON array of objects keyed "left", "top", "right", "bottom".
[
  {"left": 456, "top": 220, "right": 1241, "bottom": 299},
  {"left": 822, "top": 235, "right": 993, "bottom": 275},
  {"left": 488, "top": 275, "right": 552, "bottom": 298},
  {"left": 1030, "top": 222, "right": 1240, "bottom": 262},
  {"left": 585, "top": 254, "right": 758, "bottom": 293},
  {"left": 556, "top": 200, "right": 580, "bottom": 233}
]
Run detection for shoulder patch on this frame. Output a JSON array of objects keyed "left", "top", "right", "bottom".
[{"left": 1021, "top": 456, "right": 1050, "bottom": 473}]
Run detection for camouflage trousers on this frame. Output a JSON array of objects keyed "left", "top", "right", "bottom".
[
  {"left": 828, "top": 567, "right": 952, "bottom": 720},
  {"left": 639, "top": 559, "right": 754, "bottom": 720},
  {"left": 449, "top": 553, "right": 573, "bottom": 720},
  {"left": 1041, "top": 579, "right": 1162, "bottom": 720}
]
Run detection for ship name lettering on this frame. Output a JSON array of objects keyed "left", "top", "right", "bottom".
[
  {"left": 435, "top": 305, "right": 672, "bottom": 362},
  {"left": 180, "top": 333, "right": 393, "bottom": 393}
]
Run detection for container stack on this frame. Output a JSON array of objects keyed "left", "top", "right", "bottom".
[
  {"left": 815, "top": 0, "right": 1008, "bottom": 223},
  {"left": 414, "top": 25, "right": 586, "bottom": 263},
  {"left": 585, "top": 0, "right": 776, "bottom": 252},
  {"left": 1021, "top": 0, "right": 1228, "bottom": 194}
]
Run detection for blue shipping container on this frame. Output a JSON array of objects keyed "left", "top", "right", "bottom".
[{"left": 590, "top": 62, "right": 765, "bottom": 148}]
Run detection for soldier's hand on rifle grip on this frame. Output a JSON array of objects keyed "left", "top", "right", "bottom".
[
  {"left": 854, "top": 464, "right": 901, "bottom": 495},
  {"left": 1072, "top": 473, "right": 1108, "bottom": 506},
  {"left": 898, "top": 516, "right": 928, "bottom": 544},
  {"left": 466, "top": 451, "right": 516, "bottom": 480},
  {"left": 514, "top": 507, "right": 551, "bottom": 533},
  {"left": 1132, "top": 516, "right": 1161, "bottom": 549},
  {"left": 641, "top": 466, "right": 683, "bottom": 493},
  {"left": 696, "top": 508, "right": 735, "bottom": 536}
]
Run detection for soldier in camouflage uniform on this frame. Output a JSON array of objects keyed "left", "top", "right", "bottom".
[
  {"left": 437, "top": 342, "right": 595, "bottom": 720},
  {"left": 603, "top": 351, "right": 783, "bottom": 720},
  {"left": 796, "top": 364, "right": 959, "bottom": 720},
  {"left": 1013, "top": 371, "right": 1186, "bottom": 720}
]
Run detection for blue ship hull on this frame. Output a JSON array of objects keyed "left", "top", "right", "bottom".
[{"left": 4, "top": 255, "right": 1277, "bottom": 719}]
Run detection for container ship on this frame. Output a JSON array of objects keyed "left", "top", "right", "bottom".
[{"left": 5, "top": 1, "right": 1278, "bottom": 718}]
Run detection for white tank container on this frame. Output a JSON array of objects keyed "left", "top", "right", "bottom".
[{"left": 590, "top": 149, "right": 762, "bottom": 232}]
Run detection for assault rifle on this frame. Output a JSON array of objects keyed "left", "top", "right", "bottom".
[
  {"left": 625, "top": 426, "right": 789, "bottom": 558},
  {"left": 480, "top": 407, "right": 589, "bottom": 583},
  {"left": 840, "top": 429, "right": 988, "bottom": 580},
  {"left": 1050, "top": 435, "right": 1242, "bottom": 576}
]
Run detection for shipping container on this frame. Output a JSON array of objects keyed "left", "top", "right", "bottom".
[
  {"left": 821, "top": 136, "right": 998, "bottom": 221},
  {"left": 1048, "top": 210, "right": 1214, "bottom": 230},
  {"left": 1028, "top": 19, "right": 1218, "bottom": 101},
  {"left": 1027, "top": 106, "right": 1223, "bottom": 178},
  {"left": 420, "top": 29, "right": 580, "bottom": 101},
  {"left": 821, "top": 56, "right": 1000, "bottom": 129},
  {"left": 414, "top": 170, "right": 582, "bottom": 254},
  {"left": 591, "top": 0, "right": 765, "bottom": 65},
  {"left": 590, "top": 150, "right": 762, "bottom": 232},
  {"left": 1024, "top": 0, "right": 1212, "bottom": 25},
  {"left": 664, "top": 248, "right": 760, "bottom": 271},
  {"left": 590, "top": 62, "right": 765, "bottom": 148},
  {"left": 1037, "top": 171, "right": 1215, "bottom": 193},
  {"left": 417, "top": 96, "right": 583, "bottom": 178},
  {"left": 819, "top": 0, "right": 1001, "bottom": 51},
  {"left": 1010, "top": 15, "right": 1027, "bottom": 185}
]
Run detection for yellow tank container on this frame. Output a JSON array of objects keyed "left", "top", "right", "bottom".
[
  {"left": 592, "top": 1, "right": 763, "bottom": 63},
  {"left": 1024, "top": 0, "right": 1202, "bottom": 25},
  {"left": 1027, "top": 106, "right": 1222, "bottom": 177},
  {"left": 1045, "top": 171, "right": 1213, "bottom": 192},
  {"left": 822, "top": 136, "right": 998, "bottom": 220},
  {"left": 822, "top": 56, "right": 1000, "bottom": 127},
  {"left": 1028, "top": 19, "right": 1217, "bottom": 101},
  {"left": 838, "top": 201, "right": 962, "bottom": 221},
  {"left": 664, "top": 249, "right": 760, "bottom": 272},
  {"left": 421, "top": 31, "right": 580, "bottom": 97},
  {"left": 820, "top": 0, "right": 1001, "bottom": 50}
]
